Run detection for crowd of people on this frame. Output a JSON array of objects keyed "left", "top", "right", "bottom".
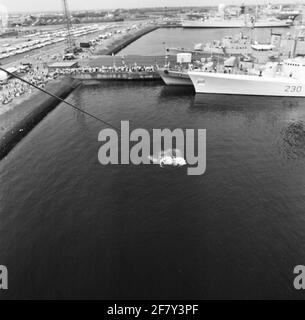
[
  {"left": 0, "top": 68, "right": 56, "bottom": 106},
  {"left": 51, "top": 64, "right": 156, "bottom": 76}
]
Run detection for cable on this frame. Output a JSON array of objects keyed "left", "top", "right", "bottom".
[{"left": 0, "top": 67, "right": 121, "bottom": 132}]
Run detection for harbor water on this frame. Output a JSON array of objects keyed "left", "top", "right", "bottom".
[
  {"left": 1, "top": 28, "right": 305, "bottom": 299},
  {"left": 119, "top": 27, "right": 289, "bottom": 55}
]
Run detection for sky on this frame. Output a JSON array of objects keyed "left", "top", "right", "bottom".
[{"left": 0, "top": 0, "right": 301, "bottom": 13}]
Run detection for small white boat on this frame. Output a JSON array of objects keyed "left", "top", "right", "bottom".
[{"left": 149, "top": 149, "right": 187, "bottom": 168}]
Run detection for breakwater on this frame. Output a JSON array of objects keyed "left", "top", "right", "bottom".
[
  {"left": 0, "top": 77, "right": 81, "bottom": 160},
  {"left": 160, "top": 24, "right": 182, "bottom": 28},
  {"left": 97, "top": 26, "right": 159, "bottom": 55}
]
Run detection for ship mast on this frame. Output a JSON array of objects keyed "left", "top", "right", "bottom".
[{"left": 292, "top": 36, "right": 298, "bottom": 58}]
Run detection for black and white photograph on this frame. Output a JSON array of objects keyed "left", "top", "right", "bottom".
[{"left": 1, "top": 0, "right": 305, "bottom": 304}]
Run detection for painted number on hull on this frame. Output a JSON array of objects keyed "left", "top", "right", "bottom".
[{"left": 285, "top": 85, "right": 302, "bottom": 93}]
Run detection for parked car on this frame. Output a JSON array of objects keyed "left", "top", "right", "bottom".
[{"left": 63, "top": 53, "right": 76, "bottom": 60}]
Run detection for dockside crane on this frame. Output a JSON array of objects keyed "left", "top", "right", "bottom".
[{"left": 62, "top": 0, "right": 81, "bottom": 54}]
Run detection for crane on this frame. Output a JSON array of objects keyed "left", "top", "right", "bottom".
[{"left": 62, "top": 0, "right": 79, "bottom": 54}]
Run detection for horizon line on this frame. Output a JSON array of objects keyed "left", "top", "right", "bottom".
[{"left": 7, "top": 2, "right": 298, "bottom": 14}]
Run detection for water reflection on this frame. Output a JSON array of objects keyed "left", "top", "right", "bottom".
[
  {"left": 159, "top": 85, "right": 194, "bottom": 99},
  {"left": 193, "top": 93, "right": 305, "bottom": 111}
]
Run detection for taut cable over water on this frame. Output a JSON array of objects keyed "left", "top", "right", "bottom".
[{"left": 0, "top": 67, "right": 121, "bottom": 132}]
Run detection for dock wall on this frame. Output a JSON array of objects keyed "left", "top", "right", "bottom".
[
  {"left": 72, "top": 71, "right": 161, "bottom": 81},
  {"left": 97, "top": 26, "right": 159, "bottom": 55}
]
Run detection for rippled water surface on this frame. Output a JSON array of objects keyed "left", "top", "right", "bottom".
[{"left": 1, "top": 28, "right": 305, "bottom": 299}]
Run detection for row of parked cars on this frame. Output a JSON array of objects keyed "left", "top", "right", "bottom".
[
  {"left": 0, "top": 24, "right": 103, "bottom": 61},
  {"left": 0, "top": 38, "right": 66, "bottom": 60}
]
